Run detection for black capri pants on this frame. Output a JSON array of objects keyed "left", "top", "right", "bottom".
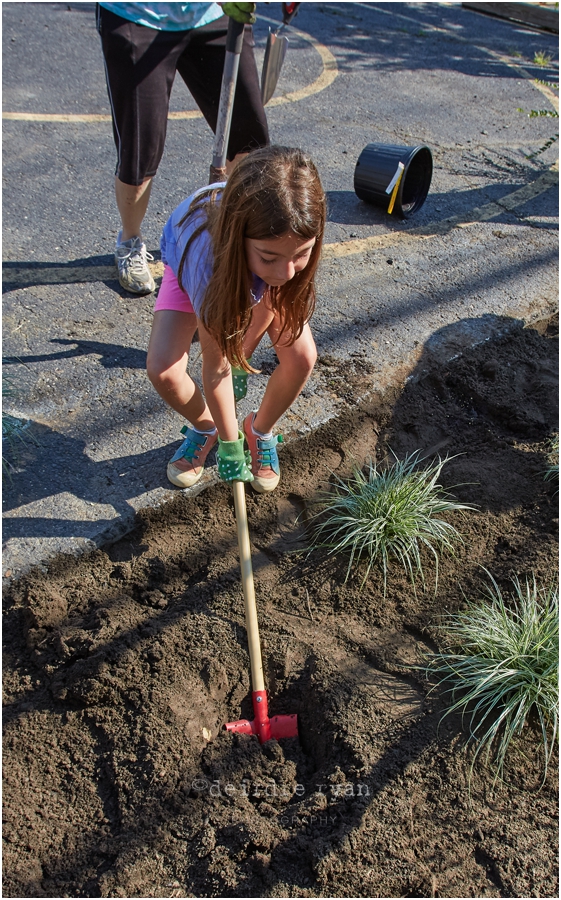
[{"left": 96, "top": 5, "right": 269, "bottom": 186}]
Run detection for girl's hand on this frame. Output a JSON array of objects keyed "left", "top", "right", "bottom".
[
  {"left": 197, "top": 318, "right": 239, "bottom": 441},
  {"left": 231, "top": 356, "right": 252, "bottom": 403},
  {"left": 217, "top": 433, "right": 254, "bottom": 482}
]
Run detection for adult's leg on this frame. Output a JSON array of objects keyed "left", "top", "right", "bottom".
[
  {"left": 176, "top": 16, "right": 269, "bottom": 161},
  {"left": 147, "top": 310, "right": 215, "bottom": 431},
  {"left": 97, "top": 6, "right": 190, "bottom": 230},
  {"left": 115, "top": 177, "right": 153, "bottom": 242}
]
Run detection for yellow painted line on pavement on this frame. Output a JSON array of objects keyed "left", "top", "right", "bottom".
[
  {"left": 3, "top": 163, "right": 557, "bottom": 285},
  {"left": 3, "top": 110, "right": 202, "bottom": 123},
  {"left": 3, "top": 112, "right": 112, "bottom": 122},
  {"left": 2, "top": 18, "right": 337, "bottom": 124}
]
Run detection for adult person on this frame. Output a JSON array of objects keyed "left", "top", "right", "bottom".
[{"left": 96, "top": 2, "right": 269, "bottom": 294}]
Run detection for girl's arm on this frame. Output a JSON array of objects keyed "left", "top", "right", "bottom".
[{"left": 197, "top": 318, "right": 239, "bottom": 441}]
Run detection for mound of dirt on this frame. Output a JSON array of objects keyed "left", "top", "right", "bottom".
[{"left": 3, "top": 316, "right": 558, "bottom": 898}]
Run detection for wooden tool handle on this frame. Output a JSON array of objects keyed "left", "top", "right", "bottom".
[
  {"left": 232, "top": 480, "right": 265, "bottom": 692},
  {"left": 209, "top": 17, "right": 244, "bottom": 183}
]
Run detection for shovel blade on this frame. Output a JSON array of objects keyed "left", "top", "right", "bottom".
[
  {"left": 224, "top": 718, "right": 254, "bottom": 736},
  {"left": 261, "top": 29, "right": 289, "bottom": 105},
  {"left": 224, "top": 692, "right": 298, "bottom": 744},
  {"left": 269, "top": 714, "right": 299, "bottom": 741},
  {"left": 223, "top": 715, "right": 298, "bottom": 743}
]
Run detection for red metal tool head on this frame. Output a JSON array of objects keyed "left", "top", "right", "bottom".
[{"left": 224, "top": 690, "right": 298, "bottom": 744}]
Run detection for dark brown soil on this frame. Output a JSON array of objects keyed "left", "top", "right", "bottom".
[{"left": 3, "top": 316, "right": 559, "bottom": 899}]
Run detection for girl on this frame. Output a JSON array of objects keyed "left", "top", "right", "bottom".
[{"left": 147, "top": 146, "right": 326, "bottom": 493}]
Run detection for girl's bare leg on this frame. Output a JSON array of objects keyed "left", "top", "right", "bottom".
[
  {"left": 255, "top": 323, "right": 316, "bottom": 434},
  {"left": 242, "top": 302, "right": 317, "bottom": 435},
  {"left": 146, "top": 310, "right": 215, "bottom": 431},
  {"left": 197, "top": 319, "right": 240, "bottom": 442}
]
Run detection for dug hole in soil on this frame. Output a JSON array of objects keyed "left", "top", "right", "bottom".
[{"left": 3, "top": 314, "right": 559, "bottom": 899}]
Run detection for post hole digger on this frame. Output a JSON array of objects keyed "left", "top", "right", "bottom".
[
  {"left": 209, "top": 15, "right": 299, "bottom": 745},
  {"left": 224, "top": 479, "right": 298, "bottom": 743}
]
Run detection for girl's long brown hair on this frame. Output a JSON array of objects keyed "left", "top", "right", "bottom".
[{"left": 177, "top": 146, "right": 326, "bottom": 370}]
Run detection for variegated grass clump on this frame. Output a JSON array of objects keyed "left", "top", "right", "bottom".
[
  {"left": 308, "top": 452, "right": 473, "bottom": 593},
  {"left": 2, "top": 371, "right": 30, "bottom": 475},
  {"left": 422, "top": 573, "right": 559, "bottom": 783},
  {"left": 544, "top": 433, "right": 559, "bottom": 486}
]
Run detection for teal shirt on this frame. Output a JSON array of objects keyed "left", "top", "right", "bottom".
[{"left": 98, "top": 3, "right": 223, "bottom": 31}]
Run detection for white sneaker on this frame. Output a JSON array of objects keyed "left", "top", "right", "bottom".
[{"left": 115, "top": 233, "right": 155, "bottom": 295}]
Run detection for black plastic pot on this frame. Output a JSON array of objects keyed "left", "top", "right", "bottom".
[{"left": 354, "top": 142, "right": 433, "bottom": 218}]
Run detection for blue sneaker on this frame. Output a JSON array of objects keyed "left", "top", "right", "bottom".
[
  {"left": 243, "top": 412, "right": 283, "bottom": 493},
  {"left": 167, "top": 425, "right": 217, "bottom": 488}
]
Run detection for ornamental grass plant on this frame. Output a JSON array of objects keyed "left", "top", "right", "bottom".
[
  {"left": 308, "top": 452, "right": 473, "bottom": 593},
  {"left": 423, "top": 573, "right": 559, "bottom": 783},
  {"left": 2, "top": 370, "right": 31, "bottom": 475},
  {"left": 544, "top": 433, "right": 559, "bottom": 486}
]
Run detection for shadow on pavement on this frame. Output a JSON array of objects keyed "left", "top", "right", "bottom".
[
  {"left": 319, "top": 2, "right": 559, "bottom": 79},
  {"left": 326, "top": 181, "right": 559, "bottom": 228},
  {"left": 2, "top": 423, "right": 182, "bottom": 538},
  {"left": 3, "top": 340, "right": 147, "bottom": 371},
  {"left": 1, "top": 255, "right": 162, "bottom": 293}
]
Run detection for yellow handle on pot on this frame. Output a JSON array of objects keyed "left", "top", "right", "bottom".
[{"left": 387, "top": 162, "right": 405, "bottom": 215}]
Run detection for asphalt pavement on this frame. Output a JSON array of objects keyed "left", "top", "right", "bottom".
[{"left": 2, "top": 1, "right": 559, "bottom": 580}]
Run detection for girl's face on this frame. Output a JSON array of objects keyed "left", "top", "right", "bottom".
[{"left": 245, "top": 232, "right": 316, "bottom": 287}]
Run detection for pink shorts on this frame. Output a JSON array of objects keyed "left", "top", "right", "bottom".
[{"left": 154, "top": 264, "right": 195, "bottom": 314}]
